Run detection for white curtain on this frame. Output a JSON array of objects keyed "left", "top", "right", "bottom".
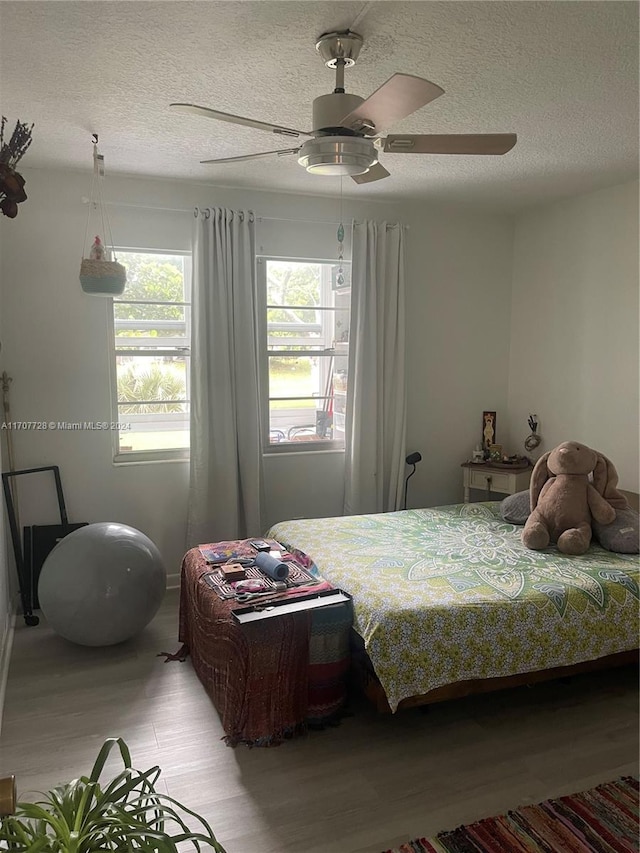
[
  {"left": 344, "top": 220, "right": 407, "bottom": 515},
  {"left": 186, "top": 207, "right": 264, "bottom": 546}
]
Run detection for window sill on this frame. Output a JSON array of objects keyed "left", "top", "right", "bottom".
[
  {"left": 263, "top": 445, "right": 345, "bottom": 457},
  {"left": 113, "top": 450, "right": 189, "bottom": 466}
]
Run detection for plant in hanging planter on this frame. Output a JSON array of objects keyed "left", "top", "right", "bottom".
[
  {"left": 0, "top": 117, "right": 34, "bottom": 219},
  {"left": 0, "top": 737, "right": 228, "bottom": 852},
  {"left": 79, "top": 138, "right": 127, "bottom": 296}
]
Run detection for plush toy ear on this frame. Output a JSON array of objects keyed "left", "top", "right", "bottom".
[
  {"left": 530, "top": 451, "right": 552, "bottom": 511},
  {"left": 592, "top": 453, "right": 628, "bottom": 509}
]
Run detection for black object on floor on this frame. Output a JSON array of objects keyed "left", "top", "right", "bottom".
[{"left": 1, "top": 465, "right": 87, "bottom": 626}]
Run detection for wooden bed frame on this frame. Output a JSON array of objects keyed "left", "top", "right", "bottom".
[
  {"left": 621, "top": 489, "right": 640, "bottom": 511},
  {"left": 353, "top": 487, "right": 640, "bottom": 714},
  {"left": 351, "top": 635, "right": 639, "bottom": 713}
]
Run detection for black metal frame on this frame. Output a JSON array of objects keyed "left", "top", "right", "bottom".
[{"left": 1, "top": 465, "right": 70, "bottom": 626}]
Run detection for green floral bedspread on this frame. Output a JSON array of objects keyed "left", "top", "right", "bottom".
[{"left": 267, "top": 503, "right": 639, "bottom": 711}]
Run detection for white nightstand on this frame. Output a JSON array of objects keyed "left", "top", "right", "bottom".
[{"left": 461, "top": 462, "right": 532, "bottom": 503}]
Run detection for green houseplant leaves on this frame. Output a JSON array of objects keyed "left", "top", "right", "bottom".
[{"left": 0, "top": 737, "right": 227, "bottom": 852}]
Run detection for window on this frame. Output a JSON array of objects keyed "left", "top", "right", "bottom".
[
  {"left": 258, "top": 257, "right": 350, "bottom": 451},
  {"left": 109, "top": 250, "right": 191, "bottom": 461}
]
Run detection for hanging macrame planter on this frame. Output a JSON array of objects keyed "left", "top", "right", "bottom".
[{"left": 79, "top": 136, "right": 126, "bottom": 296}]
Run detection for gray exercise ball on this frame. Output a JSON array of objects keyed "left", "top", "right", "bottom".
[{"left": 38, "top": 522, "right": 166, "bottom": 646}]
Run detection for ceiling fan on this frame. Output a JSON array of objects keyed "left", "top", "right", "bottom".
[{"left": 170, "top": 31, "right": 517, "bottom": 184}]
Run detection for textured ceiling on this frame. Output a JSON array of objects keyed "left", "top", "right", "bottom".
[{"left": 1, "top": 1, "right": 638, "bottom": 211}]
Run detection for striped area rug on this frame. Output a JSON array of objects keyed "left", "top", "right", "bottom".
[{"left": 382, "top": 776, "right": 639, "bottom": 853}]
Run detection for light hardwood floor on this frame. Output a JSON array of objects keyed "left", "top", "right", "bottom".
[{"left": 1, "top": 589, "right": 638, "bottom": 853}]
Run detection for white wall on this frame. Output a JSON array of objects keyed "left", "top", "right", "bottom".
[
  {"left": 506, "top": 180, "right": 639, "bottom": 491},
  {"left": 0, "top": 235, "right": 14, "bottom": 709},
  {"left": 0, "top": 167, "right": 513, "bottom": 577},
  {"left": 405, "top": 208, "right": 514, "bottom": 506}
]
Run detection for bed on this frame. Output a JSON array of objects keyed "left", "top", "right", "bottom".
[{"left": 267, "top": 501, "right": 639, "bottom": 713}]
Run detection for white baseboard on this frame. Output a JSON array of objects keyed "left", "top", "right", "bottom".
[
  {"left": 166, "top": 572, "right": 180, "bottom": 590},
  {"left": 0, "top": 609, "right": 16, "bottom": 739}
]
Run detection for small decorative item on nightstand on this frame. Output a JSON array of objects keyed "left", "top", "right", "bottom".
[
  {"left": 482, "top": 411, "right": 496, "bottom": 454},
  {"left": 489, "top": 444, "right": 503, "bottom": 462},
  {"left": 525, "top": 413, "right": 542, "bottom": 452}
]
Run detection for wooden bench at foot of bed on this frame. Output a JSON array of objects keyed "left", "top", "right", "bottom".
[{"left": 350, "top": 631, "right": 639, "bottom": 713}]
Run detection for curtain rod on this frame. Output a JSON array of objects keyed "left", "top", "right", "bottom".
[
  {"left": 257, "top": 215, "right": 340, "bottom": 225},
  {"left": 81, "top": 198, "right": 407, "bottom": 227},
  {"left": 82, "top": 198, "right": 339, "bottom": 224},
  {"left": 81, "top": 197, "right": 191, "bottom": 214}
]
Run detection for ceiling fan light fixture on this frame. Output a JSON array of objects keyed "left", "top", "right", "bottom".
[
  {"left": 298, "top": 136, "right": 377, "bottom": 176},
  {"left": 307, "top": 161, "right": 368, "bottom": 176}
]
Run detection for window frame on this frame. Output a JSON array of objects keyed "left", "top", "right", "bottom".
[
  {"left": 257, "top": 255, "right": 351, "bottom": 455},
  {"left": 108, "top": 247, "right": 192, "bottom": 464}
]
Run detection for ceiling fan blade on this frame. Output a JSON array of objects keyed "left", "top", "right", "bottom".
[
  {"left": 351, "top": 162, "right": 391, "bottom": 184},
  {"left": 383, "top": 133, "right": 517, "bottom": 155},
  {"left": 170, "top": 103, "right": 312, "bottom": 138},
  {"left": 200, "top": 148, "right": 300, "bottom": 165},
  {"left": 340, "top": 74, "right": 444, "bottom": 135}
]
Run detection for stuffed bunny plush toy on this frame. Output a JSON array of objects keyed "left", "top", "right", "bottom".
[{"left": 522, "top": 441, "right": 622, "bottom": 555}]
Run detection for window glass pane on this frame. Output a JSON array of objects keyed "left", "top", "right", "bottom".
[
  {"left": 117, "top": 253, "right": 186, "bottom": 302},
  {"left": 268, "top": 399, "right": 336, "bottom": 444},
  {"left": 268, "top": 354, "right": 336, "bottom": 401},
  {"left": 115, "top": 295, "right": 188, "bottom": 350},
  {"left": 266, "top": 261, "right": 321, "bottom": 308},
  {"left": 116, "top": 355, "right": 188, "bottom": 405},
  {"left": 115, "top": 301, "right": 187, "bottom": 326},
  {"left": 262, "top": 258, "right": 349, "bottom": 451},
  {"left": 267, "top": 306, "right": 319, "bottom": 325},
  {"left": 112, "top": 250, "right": 190, "bottom": 459},
  {"left": 116, "top": 402, "right": 189, "bottom": 453},
  {"left": 267, "top": 307, "right": 340, "bottom": 350}
]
